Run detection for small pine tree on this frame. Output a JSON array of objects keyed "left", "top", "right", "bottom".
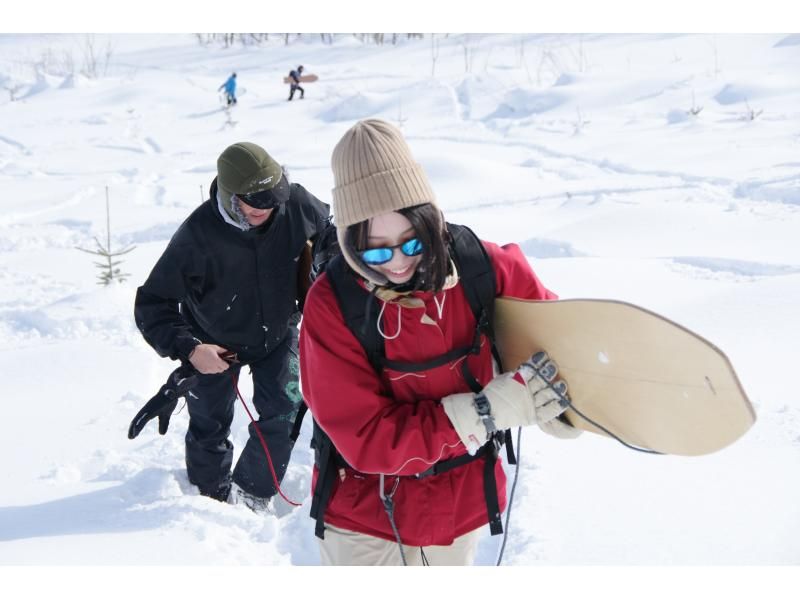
[
  {"left": 687, "top": 90, "right": 703, "bottom": 116},
  {"left": 396, "top": 96, "right": 408, "bottom": 129},
  {"left": 743, "top": 98, "right": 763, "bottom": 121},
  {"left": 76, "top": 187, "right": 135, "bottom": 285}
]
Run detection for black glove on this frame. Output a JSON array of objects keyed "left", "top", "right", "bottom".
[{"left": 128, "top": 364, "right": 198, "bottom": 439}]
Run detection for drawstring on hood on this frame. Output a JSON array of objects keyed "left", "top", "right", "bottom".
[
  {"left": 378, "top": 300, "right": 402, "bottom": 340},
  {"left": 433, "top": 292, "right": 446, "bottom": 321},
  {"left": 368, "top": 258, "right": 460, "bottom": 341}
]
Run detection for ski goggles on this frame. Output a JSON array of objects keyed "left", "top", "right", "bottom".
[
  {"left": 236, "top": 175, "right": 290, "bottom": 210},
  {"left": 360, "top": 238, "right": 423, "bottom": 265}
]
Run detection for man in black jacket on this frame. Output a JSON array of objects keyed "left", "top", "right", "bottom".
[{"left": 134, "top": 142, "right": 329, "bottom": 510}]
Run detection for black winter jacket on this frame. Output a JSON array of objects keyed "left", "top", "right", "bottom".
[{"left": 134, "top": 179, "right": 329, "bottom": 364}]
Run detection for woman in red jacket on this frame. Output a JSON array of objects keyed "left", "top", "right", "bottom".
[{"left": 299, "top": 119, "right": 581, "bottom": 566}]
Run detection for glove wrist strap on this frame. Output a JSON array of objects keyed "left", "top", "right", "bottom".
[{"left": 473, "top": 392, "right": 497, "bottom": 436}]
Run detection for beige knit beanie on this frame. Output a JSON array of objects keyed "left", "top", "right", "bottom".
[
  {"left": 331, "top": 119, "right": 436, "bottom": 228},
  {"left": 331, "top": 119, "right": 440, "bottom": 286}
]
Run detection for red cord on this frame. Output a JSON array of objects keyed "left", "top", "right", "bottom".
[{"left": 231, "top": 374, "right": 302, "bottom": 507}]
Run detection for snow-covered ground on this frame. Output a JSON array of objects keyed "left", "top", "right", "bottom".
[{"left": 1, "top": 32, "right": 799, "bottom": 574}]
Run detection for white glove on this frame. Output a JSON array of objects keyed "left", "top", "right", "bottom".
[
  {"left": 441, "top": 352, "right": 581, "bottom": 453},
  {"left": 517, "top": 352, "right": 582, "bottom": 440},
  {"left": 539, "top": 415, "right": 583, "bottom": 440}
]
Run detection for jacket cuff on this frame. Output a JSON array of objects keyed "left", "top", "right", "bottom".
[
  {"left": 441, "top": 392, "right": 487, "bottom": 455},
  {"left": 174, "top": 335, "right": 202, "bottom": 362}
]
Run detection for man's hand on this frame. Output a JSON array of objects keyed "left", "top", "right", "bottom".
[{"left": 189, "top": 343, "right": 233, "bottom": 374}]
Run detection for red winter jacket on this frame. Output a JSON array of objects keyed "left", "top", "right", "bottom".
[{"left": 299, "top": 240, "right": 556, "bottom": 546}]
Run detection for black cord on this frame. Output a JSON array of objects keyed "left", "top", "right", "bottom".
[
  {"left": 564, "top": 400, "right": 664, "bottom": 455},
  {"left": 523, "top": 353, "right": 664, "bottom": 456},
  {"left": 379, "top": 475, "right": 408, "bottom": 566},
  {"left": 383, "top": 497, "right": 408, "bottom": 566},
  {"left": 496, "top": 426, "right": 522, "bottom": 566}
]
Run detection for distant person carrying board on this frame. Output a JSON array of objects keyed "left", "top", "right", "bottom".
[
  {"left": 219, "top": 72, "right": 237, "bottom": 105},
  {"left": 288, "top": 65, "right": 305, "bottom": 101}
]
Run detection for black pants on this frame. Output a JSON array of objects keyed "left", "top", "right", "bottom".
[
  {"left": 288, "top": 83, "right": 304, "bottom": 100},
  {"left": 184, "top": 326, "right": 302, "bottom": 501}
]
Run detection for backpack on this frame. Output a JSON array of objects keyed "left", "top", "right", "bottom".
[{"left": 291, "top": 219, "right": 514, "bottom": 539}]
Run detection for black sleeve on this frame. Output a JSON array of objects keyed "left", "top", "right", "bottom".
[{"left": 133, "top": 233, "right": 205, "bottom": 362}]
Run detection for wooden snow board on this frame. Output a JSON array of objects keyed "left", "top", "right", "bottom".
[
  {"left": 493, "top": 298, "right": 755, "bottom": 456},
  {"left": 283, "top": 74, "right": 318, "bottom": 84}
]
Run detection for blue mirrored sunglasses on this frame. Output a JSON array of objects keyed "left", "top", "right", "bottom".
[{"left": 360, "top": 238, "right": 423, "bottom": 266}]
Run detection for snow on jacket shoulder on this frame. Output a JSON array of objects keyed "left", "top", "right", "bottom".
[{"left": 299, "top": 238, "right": 556, "bottom": 546}]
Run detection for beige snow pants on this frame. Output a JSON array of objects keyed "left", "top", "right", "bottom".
[{"left": 318, "top": 523, "right": 483, "bottom": 566}]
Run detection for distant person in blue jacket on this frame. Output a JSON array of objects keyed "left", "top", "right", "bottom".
[
  {"left": 219, "top": 72, "right": 237, "bottom": 106},
  {"left": 288, "top": 65, "right": 304, "bottom": 101}
]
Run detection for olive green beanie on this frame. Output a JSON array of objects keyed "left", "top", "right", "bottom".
[{"left": 216, "top": 142, "right": 283, "bottom": 215}]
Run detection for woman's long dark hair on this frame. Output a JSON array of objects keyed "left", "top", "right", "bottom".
[{"left": 344, "top": 203, "right": 451, "bottom": 292}]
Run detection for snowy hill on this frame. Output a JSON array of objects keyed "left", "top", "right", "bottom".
[{"left": 0, "top": 33, "right": 798, "bottom": 568}]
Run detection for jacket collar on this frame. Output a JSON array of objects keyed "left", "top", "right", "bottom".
[{"left": 370, "top": 258, "right": 460, "bottom": 306}]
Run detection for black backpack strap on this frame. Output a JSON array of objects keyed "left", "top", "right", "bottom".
[
  {"left": 309, "top": 256, "right": 385, "bottom": 537},
  {"left": 383, "top": 345, "right": 474, "bottom": 373},
  {"left": 447, "top": 223, "right": 497, "bottom": 349},
  {"left": 416, "top": 441, "right": 491, "bottom": 478},
  {"left": 310, "top": 420, "right": 348, "bottom": 540},
  {"left": 289, "top": 401, "right": 307, "bottom": 445},
  {"left": 447, "top": 224, "right": 516, "bottom": 465},
  {"left": 326, "top": 255, "right": 385, "bottom": 372},
  {"left": 448, "top": 224, "right": 506, "bottom": 533},
  {"left": 483, "top": 442, "right": 504, "bottom": 535}
]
